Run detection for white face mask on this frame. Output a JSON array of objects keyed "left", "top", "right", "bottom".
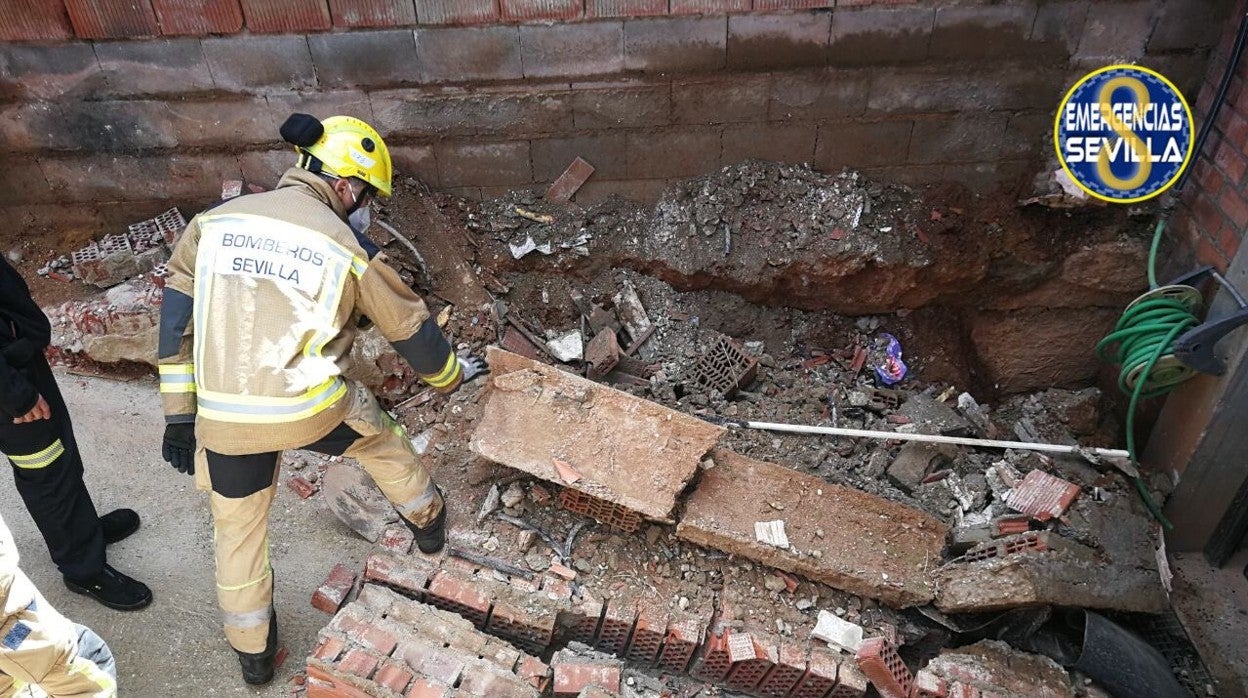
[{"left": 348, "top": 205, "right": 372, "bottom": 234}]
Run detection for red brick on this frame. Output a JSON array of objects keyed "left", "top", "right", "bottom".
[
  {"left": 359, "top": 624, "right": 399, "bottom": 656},
  {"left": 1195, "top": 233, "right": 1228, "bottom": 270},
  {"left": 501, "top": 0, "right": 581, "bottom": 20},
  {"left": 830, "top": 662, "right": 869, "bottom": 698},
  {"left": 755, "top": 0, "right": 833, "bottom": 7},
  {"left": 406, "top": 678, "right": 449, "bottom": 697},
  {"left": 1192, "top": 191, "right": 1226, "bottom": 240},
  {"left": 307, "top": 673, "right": 376, "bottom": 698},
  {"left": 587, "top": 0, "right": 666, "bottom": 17},
  {"left": 561, "top": 597, "right": 604, "bottom": 645},
  {"left": 65, "top": 0, "right": 159, "bottom": 38},
  {"left": 151, "top": 0, "right": 243, "bottom": 35},
  {"left": 791, "top": 648, "right": 840, "bottom": 698},
  {"left": 375, "top": 660, "right": 415, "bottom": 693},
  {"left": 486, "top": 599, "right": 557, "bottom": 653},
  {"left": 758, "top": 643, "right": 808, "bottom": 696},
  {"left": 0, "top": 1, "right": 73, "bottom": 41},
  {"left": 339, "top": 648, "right": 380, "bottom": 680},
  {"left": 1219, "top": 187, "right": 1248, "bottom": 230},
  {"left": 329, "top": 0, "right": 416, "bottom": 26},
  {"left": 363, "top": 552, "right": 430, "bottom": 597},
  {"left": 595, "top": 597, "right": 638, "bottom": 656},
  {"left": 517, "top": 655, "right": 552, "bottom": 692},
  {"left": 312, "top": 563, "right": 358, "bottom": 614},
  {"left": 1215, "top": 139, "right": 1248, "bottom": 186},
  {"left": 1216, "top": 220, "right": 1243, "bottom": 260},
  {"left": 658, "top": 616, "right": 703, "bottom": 673},
  {"left": 312, "top": 635, "right": 347, "bottom": 662},
  {"left": 856, "top": 637, "right": 912, "bottom": 698},
  {"left": 692, "top": 630, "right": 733, "bottom": 682},
  {"left": 415, "top": 0, "right": 498, "bottom": 24},
  {"left": 287, "top": 473, "right": 319, "bottom": 499},
  {"left": 239, "top": 0, "right": 331, "bottom": 32},
  {"left": 546, "top": 157, "right": 596, "bottom": 203},
  {"left": 378, "top": 525, "right": 414, "bottom": 555},
  {"left": 553, "top": 662, "right": 621, "bottom": 697},
  {"left": 1196, "top": 158, "right": 1227, "bottom": 197},
  {"left": 425, "top": 571, "right": 491, "bottom": 628},
  {"left": 623, "top": 601, "right": 667, "bottom": 665},
  {"left": 671, "top": 0, "right": 749, "bottom": 13},
  {"left": 724, "top": 632, "right": 776, "bottom": 691}
]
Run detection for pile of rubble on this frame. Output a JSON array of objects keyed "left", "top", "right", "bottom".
[{"left": 22, "top": 162, "right": 1209, "bottom": 697}]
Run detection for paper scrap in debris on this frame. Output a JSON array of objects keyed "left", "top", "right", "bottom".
[
  {"left": 811, "top": 610, "right": 864, "bottom": 653},
  {"left": 546, "top": 330, "right": 583, "bottom": 362},
  {"left": 754, "top": 520, "right": 789, "bottom": 549}
]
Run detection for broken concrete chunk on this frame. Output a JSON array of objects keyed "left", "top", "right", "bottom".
[
  {"left": 678, "top": 449, "right": 949, "bottom": 608},
  {"left": 754, "top": 520, "right": 790, "bottom": 550},
  {"left": 925, "top": 640, "right": 1074, "bottom": 698},
  {"left": 811, "top": 609, "right": 864, "bottom": 653},
  {"left": 612, "top": 279, "right": 652, "bottom": 342},
  {"left": 886, "top": 442, "right": 956, "bottom": 493},
  {"left": 899, "top": 394, "right": 973, "bottom": 436},
  {"left": 472, "top": 349, "right": 724, "bottom": 520}
]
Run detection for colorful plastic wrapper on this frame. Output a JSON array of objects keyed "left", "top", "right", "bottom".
[{"left": 873, "top": 333, "right": 907, "bottom": 385}]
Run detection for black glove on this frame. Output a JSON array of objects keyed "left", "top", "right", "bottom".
[
  {"left": 162, "top": 423, "right": 196, "bottom": 475},
  {"left": 458, "top": 355, "right": 490, "bottom": 384}
]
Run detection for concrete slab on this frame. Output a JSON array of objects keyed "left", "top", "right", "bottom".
[
  {"left": 676, "top": 449, "right": 949, "bottom": 608},
  {"left": 470, "top": 348, "right": 725, "bottom": 521}
]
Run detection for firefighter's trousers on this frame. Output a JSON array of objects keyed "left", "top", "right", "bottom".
[
  {"left": 195, "top": 384, "right": 441, "bottom": 653},
  {"left": 0, "top": 356, "right": 104, "bottom": 579}
]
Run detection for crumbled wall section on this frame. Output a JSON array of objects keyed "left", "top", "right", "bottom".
[
  {"left": 0, "top": 1, "right": 1228, "bottom": 233},
  {"left": 676, "top": 449, "right": 949, "bottom": 608},
  {"left": 470, "top": 347, "right": 725, "bottom": 521}
]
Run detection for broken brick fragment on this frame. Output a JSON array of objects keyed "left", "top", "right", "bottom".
[
  {"left": 913, "top": 669, "right": 950, "bottom": 698},
  {"left": 377, "top": 525, "right": 414, "bottom": 556},
  {"left": 1006, "top": 469, "right": 1080, "bottom": 521},
  {"left": 287, "top": 473, "right": 319, "bottom": 499},
  {"left": 546, "top": 156, "right": 595, "bottom": 204},
  {"left": 855, "top": 637, "right": 912, "bottom": 698},
  {"left": 552, "top": 660, "right": 621, "bottom": 697},
  {"left": 311, "top": 563, "right": 357, "bottom": 614}
]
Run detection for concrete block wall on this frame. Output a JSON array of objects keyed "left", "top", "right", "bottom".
[
  {"left": 1165, "top": 0, "right": 1248, "bottom": 275},
  {"left": 0, "top": 0, "right": 1229, "bottom": 234}
]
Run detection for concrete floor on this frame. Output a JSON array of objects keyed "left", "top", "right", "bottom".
[
  {"left": 0, "top": 371, "right": 373, "bottom": 696},
  {"left": 1172, "top": 548, "right": 1248, "bottom": 697}
]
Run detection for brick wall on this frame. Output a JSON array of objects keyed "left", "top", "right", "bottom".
[
  {"left": 0, "top": 0, "right": 1229, "bottom": 233},
  {"left": 1163, "top": 0, "right": 1248, "bottom": 275}
]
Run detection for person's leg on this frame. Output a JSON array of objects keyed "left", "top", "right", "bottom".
[
  {"left": 204, "top": 448, "right": 281, "bottom": 684},
  {"left": 0, "top": 355, "right": 104, "bottom": 578},
  {"left": 305, "top": 392, "right": 443, "bottom": 551}
]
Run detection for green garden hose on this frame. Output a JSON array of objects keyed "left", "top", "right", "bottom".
[{"left": 1094, "top": 219, "right": 1201, "bottom": 529}]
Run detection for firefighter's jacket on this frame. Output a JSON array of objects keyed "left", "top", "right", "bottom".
[
  {"left": 158, "top": 168, "right": 461, "bottom": 455},
  {"left": 0, "top": 256, "right": 51, "bottom": 420},
  {"left": 0, "top": 513, "right": 115, "bottom": 697}
]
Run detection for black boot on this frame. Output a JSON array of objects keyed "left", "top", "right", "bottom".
[
  {"left": 235, "top": 614, "right": 279, "bottom": 685},
  {"left": 99, "top": 508, "right": 140, "bottom": 545},
  {"left": 63, "top": 564, "right": 152, "bottom": 611},
  {"left": 404, "top": 492, "right": 447, "bottom": 555}
]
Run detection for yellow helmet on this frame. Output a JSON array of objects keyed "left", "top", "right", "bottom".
[{"left": 289, "top": 115, "right": 393, "bottom": 197}]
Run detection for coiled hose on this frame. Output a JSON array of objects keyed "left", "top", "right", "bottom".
[{"left": 1095, "top": 219, "right": 1200, "bottom": 529}]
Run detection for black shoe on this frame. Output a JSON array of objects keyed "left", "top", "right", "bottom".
[
  {"left": 64, "top": 564, "right": 152, "bottom": 611},
  {"left": 404, "top": 493, "right": 447, "bottom": 555},
  {"left": 235, "top": 615, "right": 278, "bottom": 685},
  {"left": 100, "top": 509, "right": 140, "bottom": 545}
]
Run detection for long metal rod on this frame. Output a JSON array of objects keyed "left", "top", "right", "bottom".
[{"left": 733, "top": 419, "right": 1131, "bottom": 459}]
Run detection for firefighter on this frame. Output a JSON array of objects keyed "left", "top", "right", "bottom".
[
  {"left": 0, "top": 256, "right": 151, "bottom": 613},
  {"left": 0, "top": 511, "right": 117, "bottom": 697},
  {"left": 157, "top": 113, "right": 488, "bottom": 685}
]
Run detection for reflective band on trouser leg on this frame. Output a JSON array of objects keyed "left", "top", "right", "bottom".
[
  {"left": 343, "top": 413, "right": 442, "bottom": 528},
  {"left": 196, "top": 378, "right": 348, "bottom": 425},
  {"left": 66, "top": 655, "right": 117, "bottom": 697},
  {"left": 210, "top": 485, "right": 277, "bottom": 653},
  {"left": 420, "top": 352, "right": 461, "bottom": 390},
  {"left": 158, "top": 364, "right": 195, "bottom": 394},
  {"left": 8, "top": 439, "right": 65, "bottom": 469}
]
